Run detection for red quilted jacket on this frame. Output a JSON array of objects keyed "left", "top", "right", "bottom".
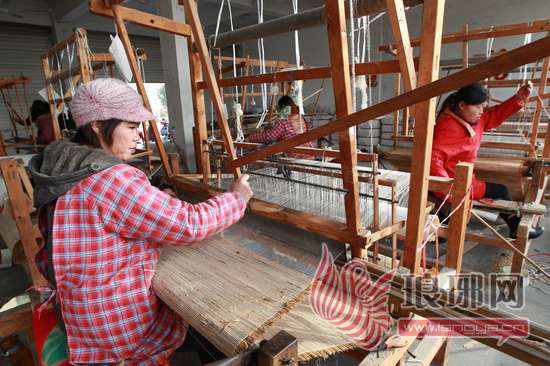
[{"left": 430, "top": 95, "right": 523, "bottom": 200}]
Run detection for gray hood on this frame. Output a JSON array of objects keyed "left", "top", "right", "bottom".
[{"left": 29, "top": 140, "right": 122, "bottom": 207}]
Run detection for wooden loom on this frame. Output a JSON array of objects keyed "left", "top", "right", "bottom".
[
  {"left": 88, "top": 0, "right": 550, "bottom": 365},
  {"left": 41, "top": 28, "right": 163, "bottom": 174},
  {"left": 0, "top": 76, "right": 36, "bottom": 156},
  {"left": 378, "top": 15, "right": 549, "bottom": 275}
]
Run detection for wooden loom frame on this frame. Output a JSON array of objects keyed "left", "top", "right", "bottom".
[
  {"left": 88, "top": 0, "right": 550, "bottom": 286},
  {"left": 87, "top": 0, "right": 550, "bottom": 364},
  {"left": 381, "top": 10, "right": 549, "bottom": 275},
  {"left": 41, "top": 28, "right": 162, "bottom": 172},
  {"left": 0, "top": 76, "right": 36, "bottom": 156},
  {"left": 385, "top": 18, "right": 550, "bottom": 157}
]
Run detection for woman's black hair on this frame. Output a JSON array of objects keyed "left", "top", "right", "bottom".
[
  {"left": 277, "top": 95, "right": 296, "bottom": 109},
  {"left": 437, "top": 83, "right": 488, "bottom": 119},
  {"left": 30, "top": 100, "right": 50, "bottom": 121},
  {"left": 71, "top": 119, "right": 124, "bottom": 148}
]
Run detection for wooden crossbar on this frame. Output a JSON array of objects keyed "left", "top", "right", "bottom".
[{"left": 229, "top": 35, "right": 550, "bottom": 168}]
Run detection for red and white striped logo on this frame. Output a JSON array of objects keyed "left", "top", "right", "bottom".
[{"left": 309, "top": 243, "right": 395, "bottom": 349}]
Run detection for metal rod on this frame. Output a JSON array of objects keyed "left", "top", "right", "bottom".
[{"left": 206, "top": 0, "right": 423, "bottom": 49}]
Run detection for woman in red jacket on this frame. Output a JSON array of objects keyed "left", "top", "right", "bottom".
[{"left": 430, "top": 81, "right": 542, "bottom": 239}]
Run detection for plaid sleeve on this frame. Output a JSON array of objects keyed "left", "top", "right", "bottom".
[
  {"left": 89, "top": 165, "right": 247, "bottom": 245},
  {"left": 248, "top": 119, "right": 288, "bottom": 143}
]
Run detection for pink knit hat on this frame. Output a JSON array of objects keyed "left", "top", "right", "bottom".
[{"left": 70, "top": 78, "right": 155, "bottom": 127}]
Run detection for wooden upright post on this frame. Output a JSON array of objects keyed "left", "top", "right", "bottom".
[
  {"left": 41, "top": 57, "right": 62, "bottom": 141},
  {"left": 0, "top": 160, "right": 47, "bottom": 287},
  {"left": 462, "top": 24, "right": 469, "bottom": 69},
  {"left": 187, "top": 35, "right": 211, "bottom": 182},
  {"left": 530, "top": 56, "right": 549, "bottom": 154},
  {"left": 393, "top": 73, "right": 401, "bottom": 148},
  {"left": 112, "top": 5, "right": 173, "bottom": 176},
  {"left": 445, "top": 162, "right": 473, "bottom": 287},
  {"left": 403, "top": 0, "right": 445, "bottom": 274},
  {"left": 325, "top": 0, "right": 362, "bottom": 258}
]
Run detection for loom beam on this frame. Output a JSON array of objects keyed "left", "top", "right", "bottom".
[{"left": 200, "top": 0, "right": 423, "bottom": 49}]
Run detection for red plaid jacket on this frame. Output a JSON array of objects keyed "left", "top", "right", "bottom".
[
  {"left": 52, "top": 164, "right": 246, "bottom": 365},
  {"left": 249, "top": 115, "right": 314, "bottom": 157}
]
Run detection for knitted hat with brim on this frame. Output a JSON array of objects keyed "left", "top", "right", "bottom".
[{"left": 70, "top": 78, "right": 155, "bottom": 128}]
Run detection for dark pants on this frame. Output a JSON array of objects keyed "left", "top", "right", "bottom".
[{"left": 484, "top": 182, "right": 511, "bottom": 201}]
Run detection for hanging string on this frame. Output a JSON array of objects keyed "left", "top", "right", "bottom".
[
  {"left": 55, "top": 50, "right": 68, "bottom": 130},
  {"left": 226, "top": 0, "right": 244, "bottom": 141},
  {"left": 349, "top": 0, "right": 356, "bottom": 112},
  {"left": 291, "top": 0, "right": 304, "bottom": 117},
  {"left": 292, "top": 0, "right": 301, "bottom": 68},
  {"left": 256, "top": 0, "right": 268, "bottom": 127},
  {"left": 66, "top": 42, "right": 76, "bottom": 96},
  {"left": 75, "top": 28, "right": 94, "bottom": 81},
  {"left": 520, "top": 32, "right": 533, "bottom": 84},
  {"left": 137, "top": 49, "right": 147, "bottom": 83}
]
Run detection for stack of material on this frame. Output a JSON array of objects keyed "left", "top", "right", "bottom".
[{"left": 153, "top": 223, "right": 357, "bottom": 360}]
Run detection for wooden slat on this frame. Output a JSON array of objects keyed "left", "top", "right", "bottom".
[
  {"left": 187, "top": 35, "right": 210, "bottom": 182},
  {"left": 472, "top": 200, "right": 546, "bottom": 214},
  {"left": 404, "top": 333, "right": 446, "bottom": 366},
  {"left": 89, "top": 53, "right": 114, "bottom": 63},
  {"left": 366, "top": 220, "right": 406, "bottom": 244},
  {"left": 393, "top": 73, "right": 401, "bottom": 148},
  {"left": 445, "top": 162, "right": 473, "bottom": 286},
  {"left": 111, "top": 5, "right": 172, "bottom": 176},
  {"left": 197, "top": 59, "right": 419, "bottom": 90},
  {"left": 214, "top": 55, "right": 293, "bottom": 68},
  {"left": 359, "top": 315, "right": 428, "bottom": 366},
  {"left": 385, "top": 0, "right": 417, "bottom": 91},
  {"left": 41, "top": 57, "right": 62, "bottom": 140},
  {"left": 209, "top": 140, "right": 376, "bottom": 162},
  {"left": 380, "top": 18, "right": 550, "bottom": 50},
  {"left": 403, "top": 0, "right": 445, "bottom": 274},
  {"left": 0, "top": 160, "right": 47, "bottom": 287},
  {"left": 41, "top": 31, "right": 79, "bottom": 58},
  {"left": 229, "top": 35, "right": 550, "bottom": 169},
  {"left": 0, "top": 303, "right": 32, "bottom": 338},
  {"left": 511, "top": 214, "right": 535, "bottom": 274},
  {"left": 89, "top": 0, "right": 192, "bottom": 37},
  {"left": 182, "top": 0, "right": 240, "bottom": 178},
  {"left": 463, "top": 24, "right": 469, "bottom": 68},
  {"left": 530, "top": 57, "right": 550, "bottom": 152},
  {"left": 326, "top": 0, "right": 362, "bottom": 257}
]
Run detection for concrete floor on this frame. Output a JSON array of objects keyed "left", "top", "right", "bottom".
[{"left": 1, "top": 210, "right": 549, "bottom": 365}]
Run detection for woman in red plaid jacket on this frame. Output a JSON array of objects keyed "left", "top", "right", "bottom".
[
  {"left": 248, "top": 95, "right": 314, "bottom": 158},
  {"left": 29, "top": 78, "right": 253, "bottom": 365}
]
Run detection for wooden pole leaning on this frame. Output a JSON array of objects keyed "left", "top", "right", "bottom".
[
  {"left": 181, "top": 0, "right": 241, "bottom": 178},
  {"left": 111, "top": 5, "right": 171, "bottom": 176}
]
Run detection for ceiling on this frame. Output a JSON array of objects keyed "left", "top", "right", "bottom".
[{"left": 0, "top": 0, "right": 324, "bottom": 37}]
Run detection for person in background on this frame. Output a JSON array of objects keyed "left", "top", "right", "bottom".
[
  {"left": 29, "top": 78, "right": 253, "bottom": 365},
  {"left": 248, "top": 95, "right": 314, "bottom": 158},
  {"left": 430, "top": 81, "right": 542, "bottom": 239},
  {"left": 26, "top": 100, "right": 76, "bottom": 145}
]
